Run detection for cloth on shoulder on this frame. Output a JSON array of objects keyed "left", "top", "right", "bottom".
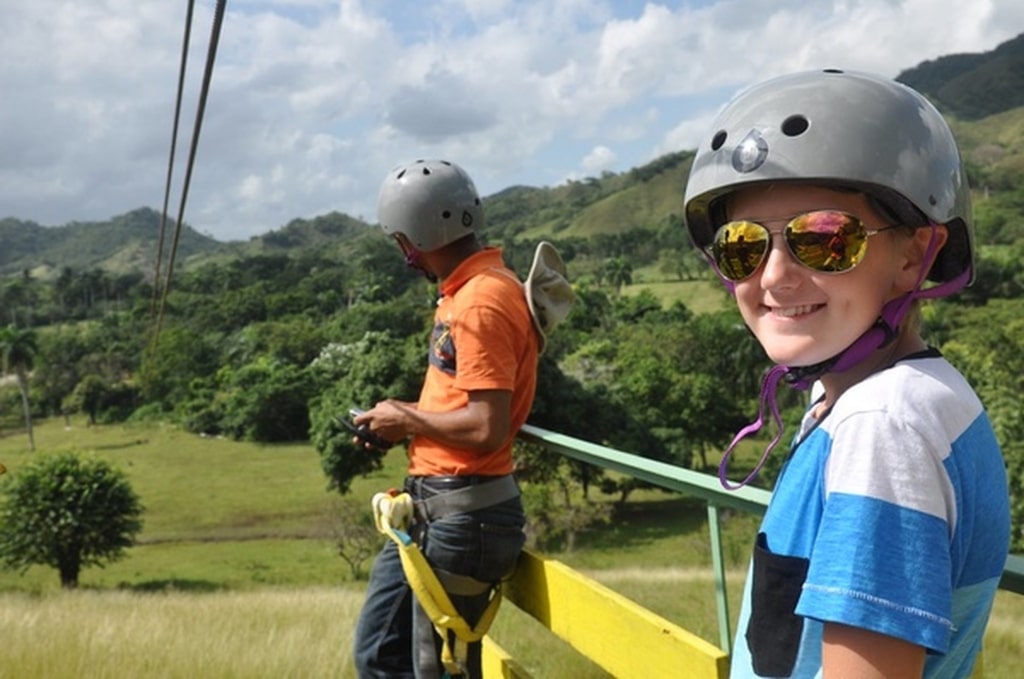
[{"left": 524, "top": 241, "right": 574, "bottom": 354}]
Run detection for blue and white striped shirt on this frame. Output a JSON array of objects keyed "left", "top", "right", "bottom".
[{"left": 731, "top": 352, "right": 1010, "bottom": 678}]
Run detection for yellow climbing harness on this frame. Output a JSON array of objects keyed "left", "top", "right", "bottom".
[{"left": 372, "top": 490, "right": 503, "bottom": 676}]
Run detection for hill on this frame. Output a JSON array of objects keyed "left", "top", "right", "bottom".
[
  {"left": 485, "top": 152, "right": 693, "bottom": 239},
  {"left": 898, "top": 33, "right": 1024, "bottom": 120},
  {"left": 0, "top": 208, "right": 222, "bottom": 278},
  {"left": 181, "top": 210, "right": 381, "bottom": 270}
]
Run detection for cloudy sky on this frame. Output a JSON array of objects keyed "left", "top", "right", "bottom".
[{"left": 3, "top": 0, "right": 1023, "bottom": 242}]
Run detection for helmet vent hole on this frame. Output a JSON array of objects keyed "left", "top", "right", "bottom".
[
  {"left": 442, "top": 210, "right": 452, "bottom": 219},
  {"left": 421, "top": 167, "right": 431, "bottom": 175},
  {"left": 781, "top": 115, "right": 809, "bottom": 137},
  {"left": 928, "top": 195, "right": 938, "bottom": 206},
  {"left": 711, "top": 131, "right": 727, "bottom": 151},
  {"left": 396, "top": 170, "right": 407, "bottom": 179}
]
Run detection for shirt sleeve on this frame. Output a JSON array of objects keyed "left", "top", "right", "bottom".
[
  {"left": 451, "top": 298, "right": 520, "bottom": 393},
  {"left": 796, "top": 410, "right": 956, "bottom": 652}
]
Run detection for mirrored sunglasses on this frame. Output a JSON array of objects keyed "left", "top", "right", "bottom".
[{"left": 709, "top": 210, "right": 901, "bottom": 282}]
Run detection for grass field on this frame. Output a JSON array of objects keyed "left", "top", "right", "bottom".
[
  {"left": 621, "top": 268, "right": 729, "bottom": 315},
  {"left": 0, "top": 419, "right": 1021, "bottom": 677}
]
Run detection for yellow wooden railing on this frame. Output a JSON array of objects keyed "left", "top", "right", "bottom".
[
  {"left": 477, "top": 424, "right": 1024, "bottom": 678},
  {"left": 482, "top": 550, "right": 729, "bottom": 678}
]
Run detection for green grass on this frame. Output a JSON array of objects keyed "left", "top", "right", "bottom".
[
  {"left": 0, "top": 587, "right": 360, "bottom": 679},
  {"left": 1, "top": 419, "right": 1021, "bottom": 678},
  {"left": 1, "top": 418, "right": 408, "bottom": 541},
  {"left": 0, "top": 418, "right": 409, "bottom": 593},
  {"left": 621, "top": 268, "right": 729, "bottom": 315},
  {"left": 5, "top": 539, "right": 346, "bottom": 594}
]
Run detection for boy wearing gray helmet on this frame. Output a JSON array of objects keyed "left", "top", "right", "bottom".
[{"left": 683, "top": 70, "right": 1010, "bottom": 677}]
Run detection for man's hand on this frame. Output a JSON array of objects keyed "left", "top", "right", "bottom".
[
  {"left": 355, "top": 391, "right": 512, "bottom": 453},
  {"left": 352, "top": 400, "right": 415, "bottom": 450}
]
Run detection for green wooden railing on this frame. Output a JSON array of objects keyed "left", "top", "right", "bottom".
[{"left": 515, "top": 423, "right": 1024, "bottom": 656}]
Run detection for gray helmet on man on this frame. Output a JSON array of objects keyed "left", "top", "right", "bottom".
[
  {"left": 377, "top": 159, "right": 484, "bottom": 253},
  {"left": 683, "top": 69, "right": 973, "bottom": 284}
]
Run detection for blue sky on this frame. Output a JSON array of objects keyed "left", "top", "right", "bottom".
[{"left": 2, "top": 0, "right": 1023, "bottom": 242}]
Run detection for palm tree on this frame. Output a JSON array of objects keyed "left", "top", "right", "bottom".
[
  {"left": 603, "top": 256, "right": 633, "bottom": 296},
  {"left": 0, "top": 325, "right": 39, "bottom": 451}
]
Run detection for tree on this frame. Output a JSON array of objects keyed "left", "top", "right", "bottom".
[
  {"left": 32, "top": 325, "right": 88, "bottom": 417},
  {"left": 0, "top": 451, "right": 143, "bottom": 588},
  {"left": 138, "top": 325, "right": 220, "bottom": 410},
  {"left": 324, "top": 496, "right": 382, "bottom": 580},
  {"left": 309, "top": 331, "right": 421, "bottom": 494},
  {"left": 216, "top": 356, "right": 314, "bottom": 442},
  {"left": 657, "top": 248, "right": 690, "bottom": 281},
  {"left": 519, "top": 469, "right": 611, "bottom": 552},
  {"left": 934, "top": 298, "right": 1024, "bottom": 551},
  {"left": 0, "top": 325, "right": 39, "bottom": 451},
  {"left": 602, "top": 256, "right": 633, "bottom": 295},
  {"left": 65, "top": 374, "right": 109, "bottom": 425},
  {"left": 0, "top": 276, "right": 41, "bottom": 326}
]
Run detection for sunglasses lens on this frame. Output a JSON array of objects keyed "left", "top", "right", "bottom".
[
  {"left": 786, "top": 211, "right": 868, "bottom": 273},
  {"left": 711, "top": 221, "right": 769, "bottom": 281}
]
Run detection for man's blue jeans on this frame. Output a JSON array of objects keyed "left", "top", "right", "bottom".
[{"left": 353, "top": 477, "right": 526, "bottom": 679}]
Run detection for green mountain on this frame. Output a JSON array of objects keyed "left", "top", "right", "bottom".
[
  {"left": 0, "top": 208, "right": 222, "bottom": 278},
  {"left": 4, "top": 32, "right": 1024, "bottom": 278},
  {"left": 897, "top": 33, "right": 1024, "bottom": 120},
  {"left": 180, "top": 211, "right": 380, "bottom": 271}
]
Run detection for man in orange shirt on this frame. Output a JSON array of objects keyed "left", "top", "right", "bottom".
[{"left": 352, "top": 159, "right": 540, "bottom": 678}]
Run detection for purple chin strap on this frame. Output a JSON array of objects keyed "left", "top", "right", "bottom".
[
  {"left": 717, "top": 225, "right": 970, "bottom": 490},
  {"left": 404, "top": 249, "right": 438, "bottom": 283}
]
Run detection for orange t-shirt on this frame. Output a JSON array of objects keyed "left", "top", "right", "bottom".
[{"left": 407, "top": 248, "right": 539, "bottom": 476}]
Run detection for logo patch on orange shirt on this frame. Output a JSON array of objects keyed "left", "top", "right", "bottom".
[{"left": 430, "top": 322, "right": 456, "bottom": 375}]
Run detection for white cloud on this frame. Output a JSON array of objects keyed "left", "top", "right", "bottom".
[
  {"left": 659, "top": 108, "right": 722, "bottom": 159},
  {"left": 1, "top": 0, "right": 1023, "bottom": 241},
  {"left": 581, "top": 145, "right": 618, "bottom": 175}
]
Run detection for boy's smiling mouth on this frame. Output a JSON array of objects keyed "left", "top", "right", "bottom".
[{"left": 771, "top": 303, "right": 824, "bottom": 318}]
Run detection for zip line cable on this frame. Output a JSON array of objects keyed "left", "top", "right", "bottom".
[
  {"left": 149, "top": 0, "right": 228, "bottom": 356},
  {"left": 150, "top": 0, "right": 196, "bottom": 321}
]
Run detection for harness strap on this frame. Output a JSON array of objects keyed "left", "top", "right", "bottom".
[
  {"left": 435, "top": 568, "right": 493, "bottom": 596},
  {"left": 372, "top": 491, "right": 505, "bottom": 677},
  {"left": 414, "top": 474, "right": 520, "bottom": 521}
]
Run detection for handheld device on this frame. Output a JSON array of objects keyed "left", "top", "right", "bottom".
[{"left": 338, "top": 408, "right": 393, "bottom": 450}]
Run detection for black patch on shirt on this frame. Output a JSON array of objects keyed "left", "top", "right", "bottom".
[{"left": 746, "top": 532, "right": 809, "bottom": 677}]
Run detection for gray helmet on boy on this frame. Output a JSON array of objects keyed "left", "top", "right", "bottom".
[
  {"left": 377, "top": 159, "right": 484, "bottom": 253},
  {"left": 683, "top": 69, "right": 973, "bottom": 284}
]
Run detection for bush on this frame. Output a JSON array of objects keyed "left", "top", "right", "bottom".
[{"left": 0, "top": 451, "right": 143, "bottom": 588}]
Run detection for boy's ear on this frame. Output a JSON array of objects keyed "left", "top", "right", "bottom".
[{"left": 899, "top": 224, "right": 948, "bottom": 290}]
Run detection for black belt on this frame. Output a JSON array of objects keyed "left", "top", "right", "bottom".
[
  {"left": 405, "top": 474, "right": 503, "bottom": 493},
  {"left": 403, "top": 474, "right": 520, "bottom": 520}
]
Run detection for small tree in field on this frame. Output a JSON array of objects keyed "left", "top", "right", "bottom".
[
  {"left": 0, "top": 451, "right": 143, "bottom": 589},
  {"left": 324, "top": 496, "right": 382, "bottom": 580}
]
